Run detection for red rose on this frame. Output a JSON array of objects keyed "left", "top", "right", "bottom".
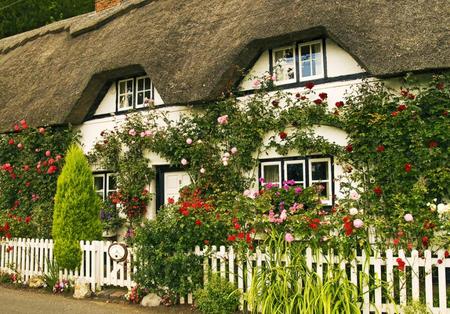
[
  {"left": 279, "top": 131, "right": 287, "bottom": 140},
  {"left": 376, "top": 145, "right": 385, "bottom": 152},
  {"left": 295, "top": 92, "right": 301, "bottom": 99},
  {"left": 234, "top": 223, "right": 241, "bottom": 230},
  {"left": 227, "top": 235, "right": 236, "bottom": 241},
  {"left": 272, "top": 99, "right": 279, "bottom": 107},
  {"left": 313, "top": 99, "right": 323, "bottom": 105},
  {"left": 13, "top": 124, "right": 20, "bottom": 132},
  {"left": 436, "top": 82, "right": 444, "bottom": 90},
  {"left": 309, "top": 223, "right": 318, "bottom": 230},
  {"left": 47, "top": 165, "right": 58, "bottom": 174},
  {"left": 345, "top": 144, "right": 353, "bottom": 152},
  {"left": 20, "top": 119, "right": 28, "bottom": 129},
  {"left": 195, "top": 219, "right": 202, "bottom": 226},
  {"left": 437, "top": 259, "right": 443, "bottom": 265},
  {"left": 25, "top": 216, "right": 31, "bottom": 224},
  {"left": 305, "top": 82, "right": 314, "bottom": 89},
  {"left": 167, "top": 197, "right": 175, "bottom": 204},
  {"left": 335, "top": 101, "right": 344, "bottom": 108},
  {"left": 203, "top": 240, "right": 209, "bottom": 245},
  {"left": 373, "top": 186, "right": 383, "bottom": 196},
  {"left": 428, "top": 141, "right": 438, "bottom": 148},
  {"left": 246, "top": 233, "right": 252, "bottom": 243},
  {"left": 8, "top": 138, "right": 14, "bottom": 145},
  {"left": 397, "top": 104, "right": 407, "bottom": 111},
  {"left": 421, "top": 236, "right": 429, "bottom": 247},
  {"left": 23, "top": 165, "right": 30, "bottom": 171},
  {"left": 407, "top": 242, "right": 413, "bottom": 251},
  {"left": 238, "top": 232, "right": 245, "bottom": 239},
  {"left": 318, "top": 92, "right": 328, "bottom": 100},
  {"left": 443, "top": 110, "right": 448, "bottom": 116},
  {"left": 181, "top": 210, "right": 189, "bottom": 216},
  {"left": 393, "top": 238, "right": 400, "bottom": 246},
  {"left": 444, "top": 251, "right": 449, "bottom": 258},
  {"left": 391, "top": 111, "right": 399, "bottom": 117},
  {"left": 407, "top": 93, "right": 415, "bottom": 100},
  {"left": 404, "top": 163, "right": 412, "bottom": 173},
  {"left": 396, "top": 258, "right": 405, "bottom": 271}
]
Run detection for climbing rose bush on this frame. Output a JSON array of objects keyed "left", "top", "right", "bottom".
[{"left": 0, "top": 122, "right": 77, "bottom": 238}]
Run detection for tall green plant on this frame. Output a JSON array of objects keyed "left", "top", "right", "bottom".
[{"left": 52, "top": 144, "right": 102, "bottom": 270}]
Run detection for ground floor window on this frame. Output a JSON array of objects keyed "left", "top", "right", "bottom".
[
  {"left": 93, "top": 172, "right": 117, "bottom": 200},
  {"left": 260, "top": 156, "right": 333, "bottom": 205}
]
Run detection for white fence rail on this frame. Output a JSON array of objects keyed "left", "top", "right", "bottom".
[
  {"left": 1, "top": 239, "right": 449, "bottom": 313},
  {"left": 0, "top": 238, "right": 135, "bottom": 290}
]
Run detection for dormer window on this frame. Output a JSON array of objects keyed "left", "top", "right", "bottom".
[
  {"left": 271, "top": 40, "right": 324, "bottom": 86},
  {"left": 117, "top": 75, "right": 154, "bottom": 112}
]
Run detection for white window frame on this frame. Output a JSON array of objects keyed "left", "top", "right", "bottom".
[
  {"left": 308, "top": 157, "right": 332, "bottom": 205},
  {"left": 298, "top": 40, "right": 324, "bottom": 81},
  {"left": 284, "top": 160, "right": 306, "bottom": 187},
  {"left": 117, "top": 78, "right": 134, "bottom": 111},
  {"left": 106, "top": 173, "right": 117, "bottom": 198},
  {"left": 261, "top": 161, "right": 282, "bottom": 187},
  {"left": 135, "top": 76, "right": 152, "bottom": 108},
  {"left": 94, "top": 174, "right": 106, "bottom": 200},
  {"left": 272, "top": 45, "right": 297, "bottom": 85}
]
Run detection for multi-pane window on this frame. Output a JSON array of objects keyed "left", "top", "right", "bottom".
[
  {"left": 260, "top": 157, "right": 333, "bottom": 205},
  {"left": 270, "top": 40, "right": 324, "bottom": 86},
  {"left": 272, "top": 46, "right": 296, "bottom": 84},
  {"left": 309, "top": 158, "right": 331, "bottom": 202},
  {"left": 93, "top": 173, "right": 117, "bottom": 201},
  {"left": 118, "top": 79, "right": 134, "bottom": 111},
  {"left": 299, "top": 41, "right": 323, "bottom": 80},
  {"left": 117, "top": 75, "right": 154, "bottom": 112},
  {"left": 136, "top": 76, "right": 152, "bottom": 108}
]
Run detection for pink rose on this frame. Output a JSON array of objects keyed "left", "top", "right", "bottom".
[
  {"left": 217, "top": 115, "right": 229, "bottom": 125},
  {"left": 404, "top": 214, "right": 413, "bottom": 222},
  {"left": 231, "top": 147, "right": 238, "bottom": 154},
  {"left": 38, "top": 127, "right": 45, "bottom": 134},
  {"left": 285, "top": 233, "right": 294, "bottom": 243},
  {"left": 186, "top": 138, "right": 193, "bottom": 145},
  {"left": 128, "top": 129, "right": 136, "bottom": 136},
  {"left": 181, "top": 159, "right": 188, "bottom": 166},
  {"left": 45, "top": 150, "right": 51, "bottom": 157},
  {"left": 353, "top": 219, "right": 364, "bottom": 228},
  {"left": 200, "top": 168, "right": 206, "bottom": 174}
]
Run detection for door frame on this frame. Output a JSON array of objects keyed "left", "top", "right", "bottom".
[{"left": 155, "top": 165, "right": 188, "bottom": 212}]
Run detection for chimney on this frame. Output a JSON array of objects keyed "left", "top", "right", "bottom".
[{"left": 95, "top": 0, "right": 122, "bottom": 12}]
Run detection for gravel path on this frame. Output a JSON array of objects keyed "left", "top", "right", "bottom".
[{"left": 0, "top": 286, "right": 195, "bottom": 314}]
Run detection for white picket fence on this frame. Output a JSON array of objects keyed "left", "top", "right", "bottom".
[
  {"left": 0, "top": 238, "right": 135, "bottom": 290},
  {"left": 191, "top": 245, "right": 449, "bottom": 314},
  {"left": 0, "top": 239, "right": 449, "bottom": 313}
]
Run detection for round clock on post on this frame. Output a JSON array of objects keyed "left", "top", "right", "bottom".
[{"left": 108, "top": 242, "right": 128, "bottom": 262}]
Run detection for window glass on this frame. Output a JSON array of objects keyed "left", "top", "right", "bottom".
[
  {"left": 107, "top": 174, "right": 117, "bottom": 198},
  {"left": 136, "top": 76, "right": 152, "bottom": 108},
  {"left": 263, "top": 164, "right": 280, "bottom": 185},
  {"left": 311, "top": 161, "right": 328, "bottom": 181},
  {"left": 118, "top": 79, "right": 134, "bottom": 110},
  {"left": 299, "top": 42, "right": 323, "bottom": 79},
  {"left": 94, "top": 176, "right": 105, "bottom": 199},
  {"left": 273, "top": 47, "right": 296, "bottom": 83},
  {"left": 286, "top": 163, "right": 304, "bottom": 183}
]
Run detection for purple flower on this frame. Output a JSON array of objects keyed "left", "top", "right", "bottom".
[
  {"left": 295, "top": 187, "right": 303, "bottom": 194},
  {"left": 259, "top": 178, "right": 265, "bottom": 184}
]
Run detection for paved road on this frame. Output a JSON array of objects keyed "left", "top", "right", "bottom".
[{"left": 0, "top": 286, "right": 194, "bottom": 314}]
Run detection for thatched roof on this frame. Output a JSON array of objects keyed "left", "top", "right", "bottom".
[{"left": 0, "top": 0, "right": 449, "bottom": 131}]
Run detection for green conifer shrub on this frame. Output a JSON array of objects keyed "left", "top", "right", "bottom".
[{"left": 52, "top": 144, "right": 102, "bottom": 270}]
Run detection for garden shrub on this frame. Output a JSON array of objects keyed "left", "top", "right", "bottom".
[
  {"left": 0, "top": 124, "right": 76, "bottom": 239},
  {"left": 52, "top": 144, "right": 102, "bottom": 270},
  {"left": 194, "top": 275, "right": 240, "bottom": 314}
]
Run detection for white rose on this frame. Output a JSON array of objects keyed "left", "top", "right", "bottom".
[
  {"left": 430, "top": 204, "right": 437, "bottom": 212},
  {"left": 349, "top": 208, "right": 359, "bottom": 216},
  {"left": 437, "top": 203, "right": 448, "bottom": 214}
]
